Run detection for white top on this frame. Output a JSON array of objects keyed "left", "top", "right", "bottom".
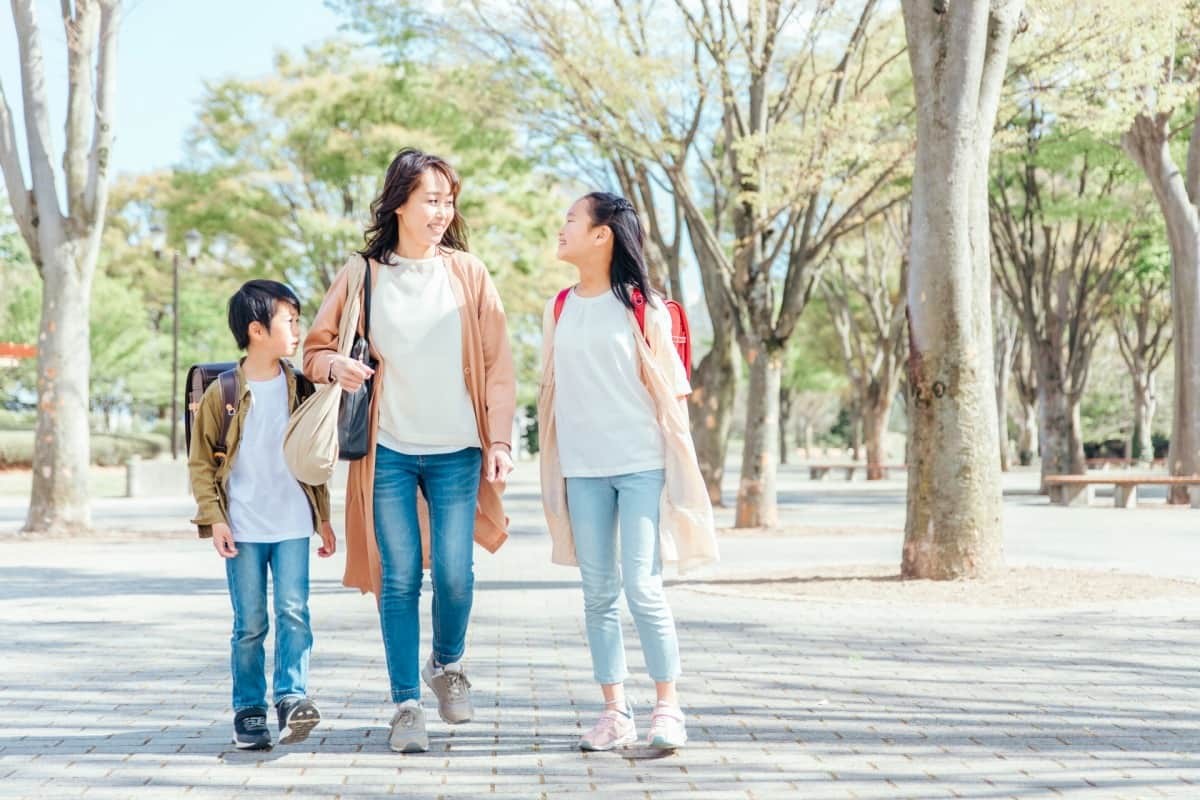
[
  {"left": 553, "top": 288, "right": 691, "bottom": 478},
  {"left": 227, "top": 371, "right": 314, "bottom": 543},
  {"left": 372, "top": 253, "right": 480, "bottom": 455}
]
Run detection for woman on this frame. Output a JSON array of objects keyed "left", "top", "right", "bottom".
[
  {"left": 537, "top": 192, "right": 718, "bottom": 752},
  {"left": 304, "top": 148, "right": 516, "bottom": 754}
]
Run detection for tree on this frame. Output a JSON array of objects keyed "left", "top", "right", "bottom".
[
  {"left": 992, "top": 285, "right": 1018, "bottom": 471},
  {"left": 175, "top": 41, "right": 562, "bottom": 314},
  {"left": 0, "top": 0, "right": 120, "bottom": 533},
  {"left": 990, "top": 127, "right": 1139, "bottom": 488},
  {"left": 1121, "top": 9, "right": 1200, "bottom": 500},
  {"left": 899, "top": 0, "right": 1022, "bottom": 579},
  {"left": 822, "top": 212, "right": 909, "bottom": 479},
  {"left": 1111, "top": 233, "right": 1173, "bottom": 464},
  {"left": 466, "top": 0, "right": 910, "bottom": 524}
]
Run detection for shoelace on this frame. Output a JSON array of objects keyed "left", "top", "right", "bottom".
[
  {"left": 395, "top": 708, "right": 417, "bottom": 729},
  {"left": 444, "top": 670, "right": 471, "bottom": 699}
]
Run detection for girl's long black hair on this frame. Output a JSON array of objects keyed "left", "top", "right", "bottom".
[
  {"left": 584, "top": 191, "right": 656, "bottom": 310},
  {"left": 361, "top": 148, "right": 469, "bottom": 262}
]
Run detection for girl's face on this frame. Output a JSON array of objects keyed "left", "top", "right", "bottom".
[
  {"left": 395, "top": 169, "right": 456, "bottom": 251},
  {"left": 556, "top": 197, "right": 608, "bottom": 264}
]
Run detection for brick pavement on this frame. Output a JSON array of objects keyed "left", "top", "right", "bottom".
[{"left": 1, "top": 465, "right": 1199, "bottom": 798}]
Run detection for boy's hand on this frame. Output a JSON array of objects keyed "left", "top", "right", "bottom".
[
  {"left": 317, "top": 522, "right": 337, "bottom": 558},
  {"left": 212, "top": 523, "right": 238, "bottom": 558}
]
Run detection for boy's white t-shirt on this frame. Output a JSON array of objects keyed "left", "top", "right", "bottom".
[
  {"left": 372, "top": 253, "right": 481, "bottom": 455},
  {"left": 227, "top": 371, "right": 314, "bottom": 543},
  {"left": 553, "top": 289, "right": 691, "bottom": 479}
]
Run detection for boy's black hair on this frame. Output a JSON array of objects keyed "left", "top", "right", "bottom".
[{"left": 227, "top": 280, "right": 301, "bottom": 350}]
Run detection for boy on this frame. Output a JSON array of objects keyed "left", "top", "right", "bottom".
[{"left": 188, "top": 279, "right": 337, "bottom": 751}]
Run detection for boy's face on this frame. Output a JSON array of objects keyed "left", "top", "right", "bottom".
[{"left": 248, "top": 301, "right": 301, "bottom": 358}]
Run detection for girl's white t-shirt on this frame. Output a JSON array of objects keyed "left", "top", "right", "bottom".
[
  {"left": 372, "top": 253, "right": 481, "bottom": 455},
  {"left": 227, "top": 371, "right": 315, "bottom": 543},
  {"left": 553, "top": 288, "right": 691, "bottom": 478}
]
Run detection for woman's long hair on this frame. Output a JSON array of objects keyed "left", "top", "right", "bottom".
[
  {"left": 584, "top": 191, "right": 655, "bottom": 310},
  {"left": 361, "top": 148, "right": 469, "bottom": 262}
]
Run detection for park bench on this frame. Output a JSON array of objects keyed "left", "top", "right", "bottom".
[
  {"left": 808, "top": 463, "right": 906, "bottom": 480},
  {"left": 1043, "top": 474, "right": 1200, "bottom": 508}
]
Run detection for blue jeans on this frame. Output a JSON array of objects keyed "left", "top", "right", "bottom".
[
  {"left": 225, "top": 538, "right": 312, "bottom": 711},
  {"left": 373, "top": 445, "right": 482, "bottom": 702},
  {"left": 566, "top": 469, "right": 681, "bottom": 685}
]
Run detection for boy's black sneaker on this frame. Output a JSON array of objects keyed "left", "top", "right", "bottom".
[
  {"left": 233, "top": 707, "right": 272, "bottom": 750},
  {"left": 277, "top": 696, "right": 321, "bottom": 745}
]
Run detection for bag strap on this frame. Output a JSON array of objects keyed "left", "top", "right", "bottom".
[
  {"left": 630, "top": 288, "right": 648, "bottom": 337},
  {"left": 554, "top": 285, "right": 649, "bottom": 339},
  {"left": 213, "top": 368, "right": 239, "bottom": 465},
  {"left": 361, "top": 253, "right": 372, "bottom": 343},
  {"left": 553, "top": 287, "right": 570, "bottom": 322}
]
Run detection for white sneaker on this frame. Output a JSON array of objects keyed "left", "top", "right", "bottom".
[
  {"left": 421, "top": 655, "right": 473, "bottom": 724},
  {"left": 388, "top": 700, "right": 428, "bottom": 753}
]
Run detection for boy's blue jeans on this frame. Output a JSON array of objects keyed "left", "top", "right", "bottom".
[
  {"left": 373, "top": 445, "right": 482, "bottom": 702},
  {"left": 565, "top": 469, "right": 681, "bottom": 685},
  {"left": 225, "top": 538, "right": 312, "bottom": 711}
]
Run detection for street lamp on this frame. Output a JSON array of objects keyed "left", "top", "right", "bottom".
[{"left": 150, "top": 225, "right": 202, "bottom": 460}]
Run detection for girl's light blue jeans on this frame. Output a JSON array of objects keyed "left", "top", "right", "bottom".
[{"left": 565, "top": 468, "right": 681, "bottom": 685}]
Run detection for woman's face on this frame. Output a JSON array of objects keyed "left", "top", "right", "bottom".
[
  {"left": 395, "top": 169, "right": 456, "bottom": 250},
  {"left": 556, "top": 197, "right": 602, "bottom": 264}
]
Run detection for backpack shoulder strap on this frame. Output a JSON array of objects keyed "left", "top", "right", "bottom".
[
  {"left": 630, "top": 288, "right": 648, "bottom": 337},
  {"left": 213, "top": 369, "right": 239, "bottom": 464},
  {"left": 553, "top": 287, "right": 571, "bottom": 323},
  {"left": 294, "top": 369, "right": 315, "bottom": 407}
]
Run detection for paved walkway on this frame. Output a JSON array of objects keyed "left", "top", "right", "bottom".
[{"left": 2, "top": 464, "right": 1199, "bottom": 798}]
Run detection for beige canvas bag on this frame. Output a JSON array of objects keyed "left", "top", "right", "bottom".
[{"left": 283, "top": 257, "right": 366, "bottom": 484}]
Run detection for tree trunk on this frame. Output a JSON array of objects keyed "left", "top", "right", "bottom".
[
  {"left": 688, "top": 337, "right": 737, "bottom": 506},
  {"left": 1131, "top": 372, "right": 1156, "bottom": 465},
  {"left": 994, "top": 293, "right": 1013, "bottom": 472},
  {"left": 803, "top": 421, "right": 815, "bottom": 460},
  {"left": 1017, "top": 400, "right": 1038, "bottom": 466},
  {"left": 849, "top": 409, "right": 863, "bottom": 462},
  {"left": 899, "top": 0, "right": 1017, "bottom": 579},
  {"left": 1035, "top": 362, "right": 1086, "bottom": 486},
  {"left": 863, "top": 397, "right": 891, "bottom": 480},
  {"left": 1123, "top": 108, "right": 1200, "bottom": 504},
  {"left": 734, "top": 347, "right": 782, "bottom": 528},
  {"left": 25, "top": 254, "right": 93, "bottom": 532},
  {"left": 779, "top": 386, "right": 794, "bottom": 466}
]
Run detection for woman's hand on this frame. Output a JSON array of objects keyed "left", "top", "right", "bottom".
[
  {"left": 485, "top": 443, "right": 514, "bottom": 484},
  {"left": 330, "top": 355, "right": 375, "bottom": 392}
]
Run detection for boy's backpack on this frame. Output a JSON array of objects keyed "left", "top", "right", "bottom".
[
  {"left": 553, "top": 287, "right": 692, "bottom": 379},
  {"left": 184, "top": 362, "right": 314, "bottom": 465}
]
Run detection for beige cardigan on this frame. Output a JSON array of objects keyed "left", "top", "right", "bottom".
[
  {"left": 303, "top": 250, "right": 516, "bottom": 596},
  {"left": 537, "top": 293, "right": 719, "bottom": 572}
]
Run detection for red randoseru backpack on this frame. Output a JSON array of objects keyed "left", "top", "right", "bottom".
[{"left": 554, "top": 287, "right": 692, "bottom": 379}]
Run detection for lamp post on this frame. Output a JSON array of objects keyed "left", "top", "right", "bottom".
[{"left": 150, "top": 225, "right": 202, "bottom": 460}]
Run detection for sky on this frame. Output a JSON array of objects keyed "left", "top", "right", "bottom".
[{"left": 1, "top": 0, "right": 348, "bottom": 181}]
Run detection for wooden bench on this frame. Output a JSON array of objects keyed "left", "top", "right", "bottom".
[
  {"left": 1043, "top": 474, "right": 1200, "bottom": 508},
  {"left": 808, "top": 463, "right": 906, "bottom": 480}
]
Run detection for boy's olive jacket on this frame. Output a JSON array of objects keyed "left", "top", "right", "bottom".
[{"left": 188, "top": 360, "right": 331, "bottom": 538}]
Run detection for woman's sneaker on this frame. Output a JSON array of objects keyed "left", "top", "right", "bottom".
[
  {"left": 647, "top": 703, "right": 687, "bottom": 750},
  {"left": 421, "top": 656, "right": 473, "bottom": 723},
  {"left": 388, "top": 699, "right": 428, "bottom": 753},
  {"left": 232, "top": 707, "right": 272, "bottom": 750},
  {"left": 276, "top": 696, "right": 321, "bottom": 745},
  {"left": 579, "top": 705, "right": 637, "bottom": 751}
]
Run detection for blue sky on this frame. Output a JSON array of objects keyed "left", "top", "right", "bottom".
[{"left": 1, "top": 0, "right": 348, "bottom": 180}]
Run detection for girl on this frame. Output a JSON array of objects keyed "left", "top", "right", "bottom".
[{"left": 537, "top": 192, "right": 718, "bottom": 752}]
